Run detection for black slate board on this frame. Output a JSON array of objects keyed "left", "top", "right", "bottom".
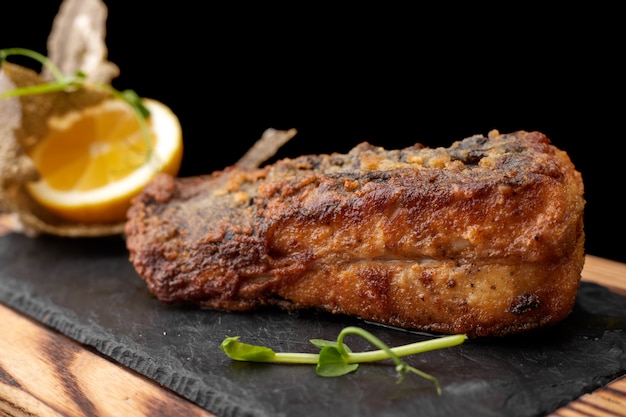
[{"left": 1, "top": 233, "right": 625, "bottom": 417}]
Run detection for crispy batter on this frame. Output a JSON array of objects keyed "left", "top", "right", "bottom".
[{"left": 125, "top": 130, "right": 585, "bottom": 337}]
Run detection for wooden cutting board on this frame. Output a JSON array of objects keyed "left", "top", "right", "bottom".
[{"left": 547, "top": 255, "right": 626, "bottom": 417}]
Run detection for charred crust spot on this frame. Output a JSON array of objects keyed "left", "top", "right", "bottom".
[
  {"left": 460, "top": 150, "right": 485, "bottom": 165},
  {"left": 366, "top": 172, "right": 395, "bottom": 183},
  {"left": 508, "top": 292, "right": 541, "bottom": 314},
  {"left": 446, "top": 279, "right": 456, "bottom": 288},
  {"left": 419, "top": 270, "right": 434, "bottom": 288},
  {"left": 456, "top": 298, "right": 470, "bottom": 314},
  {"left": 329, "top": 170, "right": 393, "bottom": 184},
  {"left": 220, "top": 234, "right": 268, "bottom": 274},
  {"left": 358, "top": 267, "right": 391, "bottom": 303},
  {"left": 330, "top": 155, "right": 347, "bottom": 167}
]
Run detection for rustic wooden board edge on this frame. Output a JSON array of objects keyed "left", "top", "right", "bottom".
[
  {"left": 0, "top": 303, "right": 215, "bottom": 417},
  {"left": 546, "top": 254, "right": 626, "bottom": 417}
]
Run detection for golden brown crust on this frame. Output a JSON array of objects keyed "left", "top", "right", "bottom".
[{"left": 125, "top": 130, "right": 585, "bottom": 337}]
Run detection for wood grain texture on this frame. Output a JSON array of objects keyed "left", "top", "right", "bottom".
[
  {"left": 548, "top": 375, "right": 626, "bottom": 417},
  {"left": 578, "top": 255, "right": 626, "bottom": 296},
  {"left": 0, "top": 253, "right": 625, "bottom": 417},
  {"left": 546, "top": 255, "right": 626, "bottom": 417},
  {"left": 0, "top": 303, "right": 215, "bottom": 417}
]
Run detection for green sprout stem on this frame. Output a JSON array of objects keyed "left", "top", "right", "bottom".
[
  {"left": 221, "top": 326, "right": 467, "bottom": 395},
  {"left": 0, "top": 48, "right": 65, "bottom": 81},
  {"left": 265, "top": 330, "right": 466, "bottom": 364},
  {"left": 335, "top": 327, "right": 466, "bottom": 363},
  {"left": 0, "top": 47, "right": 153, "bottom": 162},
  {"left": 0, "top": 48, "right": 84, "bottom": 99}
]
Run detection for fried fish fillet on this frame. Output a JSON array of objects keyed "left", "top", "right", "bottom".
[{"left": 125, "top": 130, "right": 585, "bottom": 337}]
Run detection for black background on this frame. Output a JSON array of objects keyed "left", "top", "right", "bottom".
[{"left": 2, "top": 2, "right": 624, "bottom": 263}]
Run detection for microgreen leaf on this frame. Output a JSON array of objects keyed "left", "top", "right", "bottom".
[
  {"left": 309, "top": 339, "right": 336, "bottom": 348},
  {"left": 118, "top": 88, "right": 150, "bottom": 119},
  {"left": 309, "top": 338, "right": 352, "bottom": 353},
  {"left": 316, "top": 346, "right": 359, "bottom": 377},
  {"left": 220, "top": 336, "right": 276, "bottom": 362}
]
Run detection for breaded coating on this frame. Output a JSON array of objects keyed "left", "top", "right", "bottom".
[{"left": 125, "top": 130, "right": 585, "bottom": 337}]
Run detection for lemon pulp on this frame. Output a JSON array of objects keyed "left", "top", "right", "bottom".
[{"left": 26, "top": 98, "right": 182, "bottom": 224}]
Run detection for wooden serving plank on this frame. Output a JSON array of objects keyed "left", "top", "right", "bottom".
[
  {"left": 0, "top": 303, "right": 215, "bottom": 417},
  {"left": 577, "top": 255, "right": 626, "bottom": 296},
  {"left": 547, "top": 254, "right": 626, "bottom": 417},
  {"left": 0, "top": 253, "right": 625, "bottom": 417},
  {"left": 548, "top": 375, "right": 626, "bottom": 417}
]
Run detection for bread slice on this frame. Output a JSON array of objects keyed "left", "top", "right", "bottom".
[{"left": 125, "top": 130, "right": 585, "bottom": 337}]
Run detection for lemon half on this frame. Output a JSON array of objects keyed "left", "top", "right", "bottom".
[{"left": 26, "top": 98, "right": 183, "bottom": 224}]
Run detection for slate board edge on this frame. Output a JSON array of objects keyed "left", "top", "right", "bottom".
[{"left": 0, "top": 278, "right": 266, "bottom": 417}]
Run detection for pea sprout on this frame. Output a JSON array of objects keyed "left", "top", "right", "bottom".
[{"left": 221, "top": 326, "right": 467, "bottom": 395}]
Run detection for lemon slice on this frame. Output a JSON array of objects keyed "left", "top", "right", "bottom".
[{"left": 26, "top": 98, "right": 183, "bottom": 224}]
